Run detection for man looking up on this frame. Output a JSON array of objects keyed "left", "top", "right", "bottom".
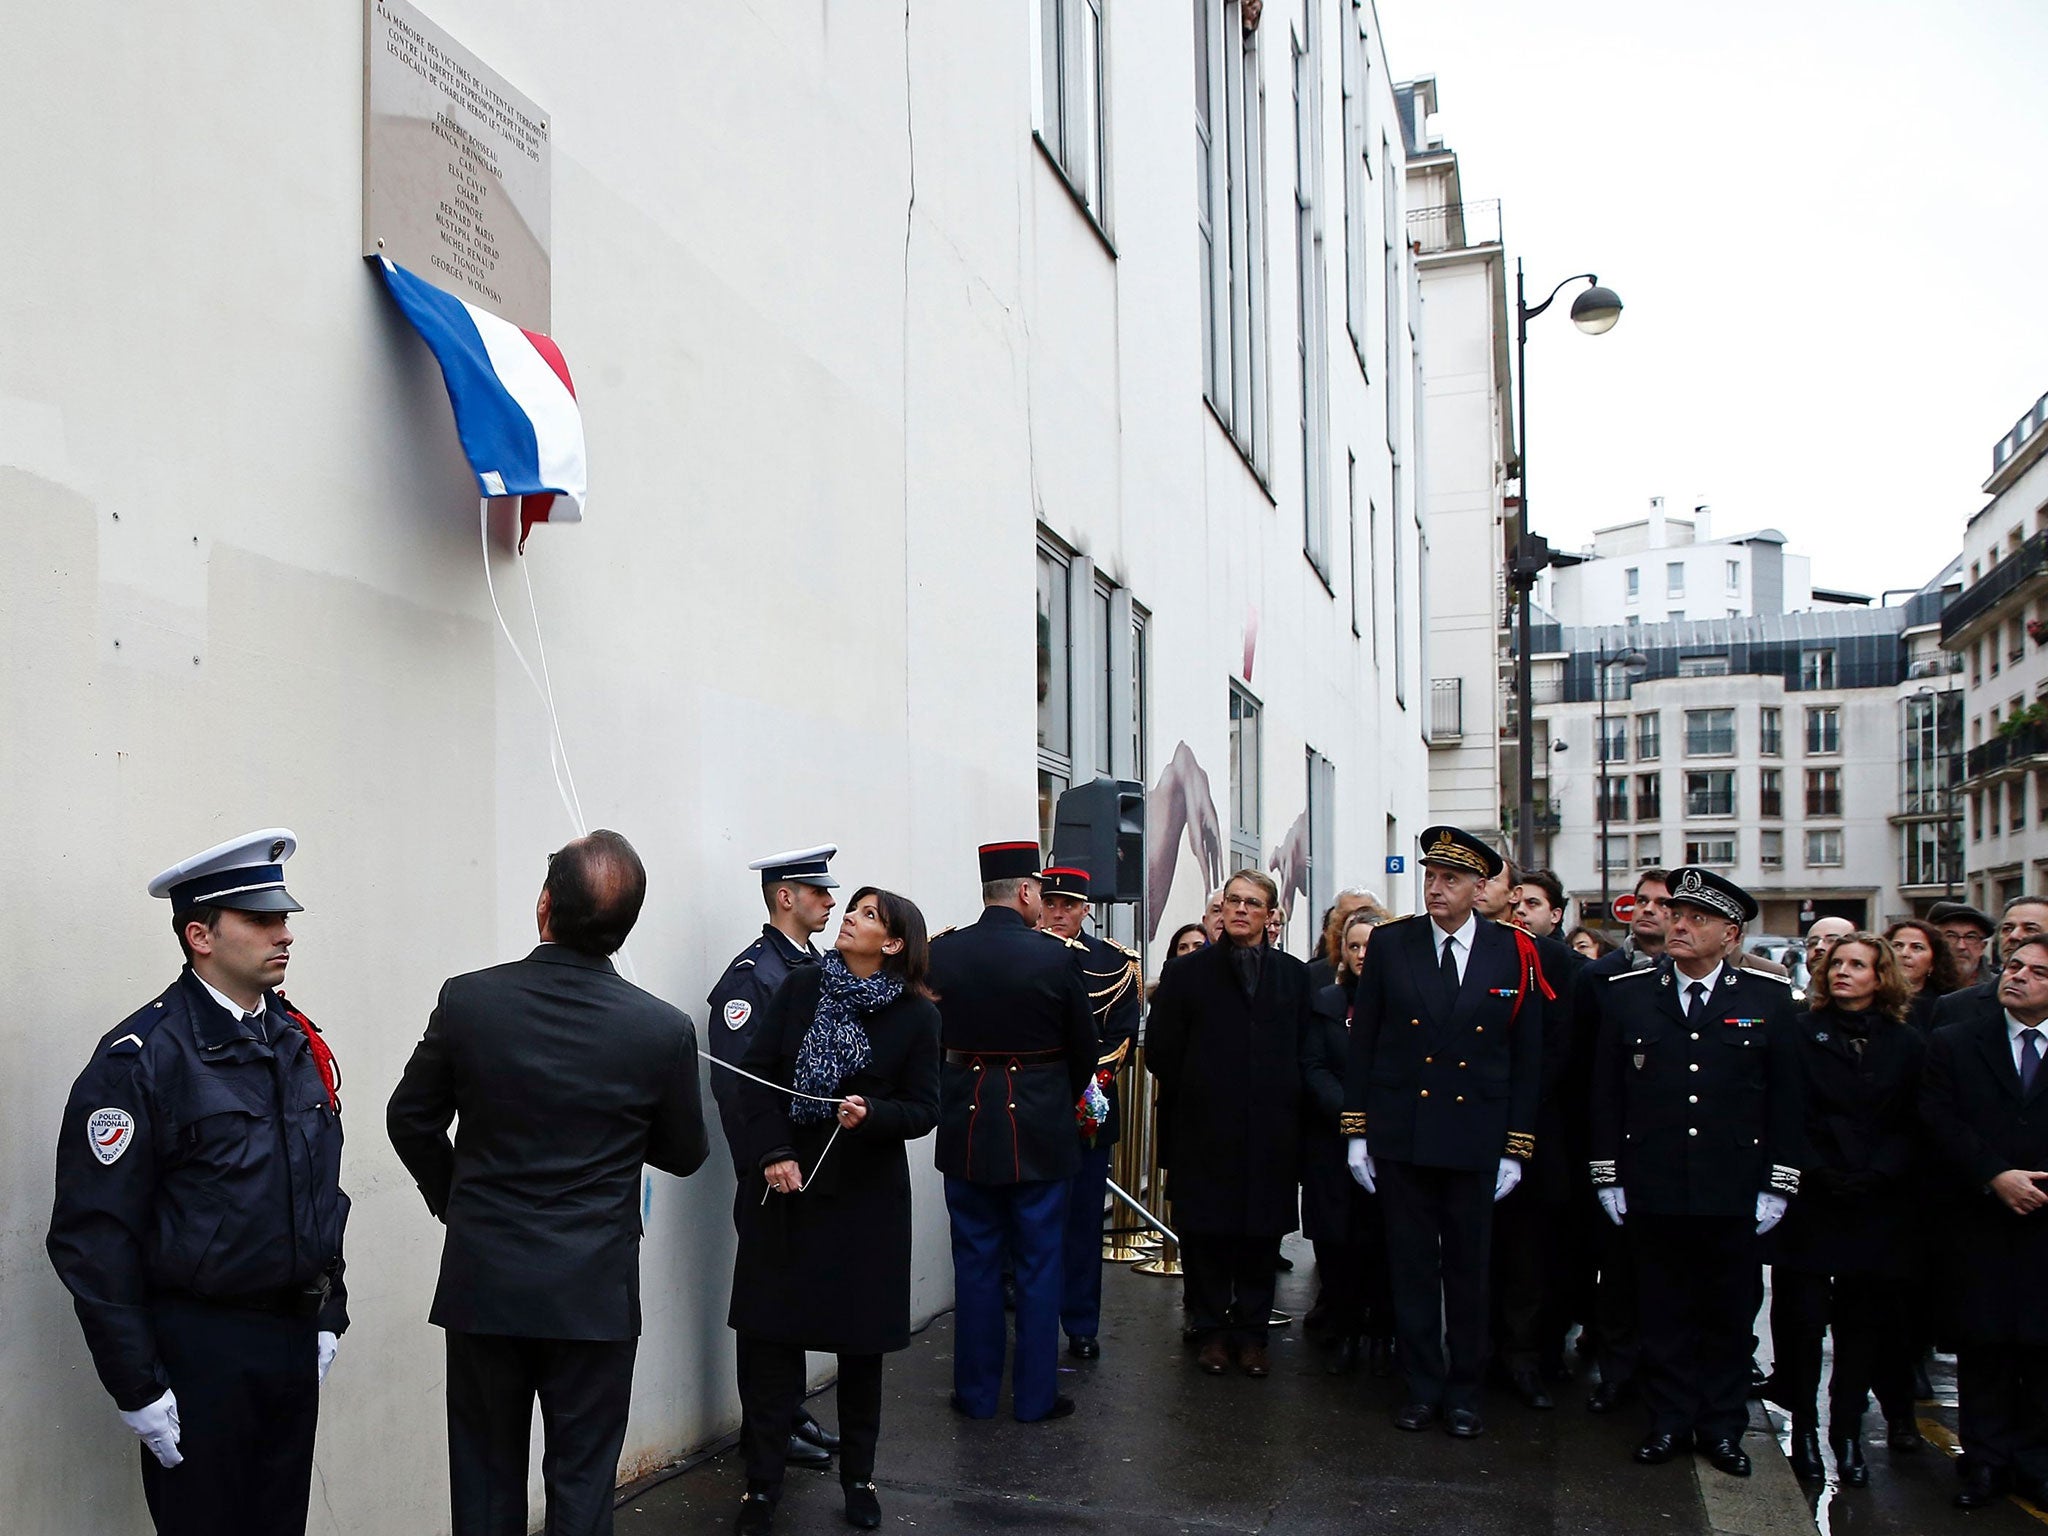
[
  {"left": 1512, "top": 870, "right": 1568, "bottom": 940},
  {"left": 1930, "top": 901, "right": 1997, "bottom": 988}
]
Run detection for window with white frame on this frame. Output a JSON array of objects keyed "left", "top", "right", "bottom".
[
  {"left": 1597, "top": 778, "right": 1629, "bottom": 820},
  {"left": 1805, "top": 705, "right": 1841, "bottom": 755},
  {"left": 1337, "top": 0, "right": 1372, "bottom": 375},
  {"left": 1381, "top": 130, "right": 1399, "bottom": 447},
  {"left": 1678, "top": 655, "right": 1729, "bottom": 677},
  {"left": 1229, "top": 682, "right": 1262, "bottom": 873},
  {"left": 1725, "top": 559, "right": 1741, "bottom": 595},
  {"left": 1392, "top": 476, "right": 1407, "bottom": 707},
  {"left": 1666, "top": 561, "right": 1685, "bottom": 598},
  {"left": 1601, "top": 835, "right": 1631, "bottom": 872},
  {"left": 1293, "top": 11, "right": 1330, "bottom": 575},
  {"left": 1037, "top": 544, "right": 1074, "bottom": 850},
  {"left": 1759, "top": 768, "right": 1783, "bottom": 819},
  {"left": 1637, "top": 772, "right": 1662, "bottom": 820},
  {"left": 1760, "top": 706, "right": 1782, "bottom": 756},
  {"left": 1684, "top": 708, "right": 1735, "bottom": 756},
  {"left": 1039, "top": 544, "right": 1148, "bottom": 857},
  {"left": 1194, "top": 0, "right": 1268, "bottom": 468},
  {"left": 1760, "top": 829, "right": 1784, "bottom": 869},
  {"left": 1686, "top": 834, "right": 1736, "bottom": 868},
  {"left": 1599, "top": 716, "right": 1627, "bottom": 764},
  {"left": 1636, "top": 712, "right": 1661, "bottom": 760},
  {"left": 1347, "top": 455, "right": 1362, "bottom": 636},
  {"left": 1805, "top": 829, "right": 1843, "bottom": 868},
  {"left": 1686, "top": 770, "right": 1736, "bottom": 818},
  {"left": 1636, "top": 832, "right": 1662, "bottom": 868},
  {"left": 1035, "top": 0, "right": 1110, "bottom": 224},
  {"left": 1307, "top": 748, "right": 1336, "bottom": 935},
  {"left": 1625, "top": 566, "right": 1640, "bottom": 600},
  {"left": 1800, "top": 649, "right": 1837, "bottom": 690},
  {"left": 1805, "top": 767, "right": 1842, "bottom": 818}
]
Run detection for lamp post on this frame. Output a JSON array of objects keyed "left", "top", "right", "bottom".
[
  {"left": 1512, "top": 262, "right": 1623, "bottom": 868},
  {"left": 1597, "top": 642, "right": 1650, "bottom": 923}
]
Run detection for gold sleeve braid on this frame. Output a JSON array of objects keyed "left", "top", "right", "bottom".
[
  {"left": 1340, "top": 1111, "right": 1369, "bottom": 1136},
  {"left": 1505, "top": 1131, "right": 1536, "bottom": 1161}
]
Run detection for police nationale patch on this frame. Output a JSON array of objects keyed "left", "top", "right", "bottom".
[
  {"left": 87, "top": 1108, "right": 136, "bottom": 1166},
  {"left": 723, "top": 999, "right": 753, "bottom": 1031}
]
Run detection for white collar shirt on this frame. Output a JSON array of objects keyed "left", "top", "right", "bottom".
[
  {"left": 1677, "top": 962, "right": 1726, "bottom": 1018},
  {"left": 2005, "top": 1011, "right": 2048, "bottom": 1075},
  {"left": 196, "top": 974, "right": 268, "bottom": 1037},
  {"left": 1430, "top": 910, "right": 1480, "bottom": 983}
]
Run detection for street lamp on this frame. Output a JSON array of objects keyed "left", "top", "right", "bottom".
[
  {"left": 1597, "top": 643, "right": 1650, "bottom": 923},
  {"left": 1512, "top": 262, "right": 1624, "bottom": 868}
]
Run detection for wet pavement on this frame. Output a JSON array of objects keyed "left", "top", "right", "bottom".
[{"left": 608, "top": 1233, "right": 2048, "bottom": 1536}]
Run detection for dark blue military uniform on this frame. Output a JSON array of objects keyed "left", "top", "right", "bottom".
[
  {"left": 707, "top": 925, "right": 819, "bottom": 1173},
  {"left": 928, "top": 902, "right": 1096, "bottom": 1420},
  {"left": 1060, "top": 928, "right": 1141, "bottom": 1348},
  {"left": 48, "top": 967, "right": 349, "bottom": 1535}
]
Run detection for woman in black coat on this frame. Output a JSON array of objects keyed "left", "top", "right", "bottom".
[
  {"left": 729, "top": 887, "right": 941, "bottom": 1535},
  {"left": 1886, "top": 918, "right": 1960, "bottom": 1036},
  {"left": 1302, "top": 910, "right": 1394, "bottom": 1375},
  {"left": 1767, "top": 933, "right": 1928, "bottom": 1488}
]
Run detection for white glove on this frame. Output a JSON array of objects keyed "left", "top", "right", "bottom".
[
  {"left": 1494, "top": 1157, "right": 1522, "bottom": 1202},
  {"left": 317, "top": 1331, "right": 339, "bottom": 1386},
  {"left": 1598, "top": 1187, "right": 1627, "bottom": 1226},
  {"left": 1755, "top": 1191, "right": 1788, "bottom": 1235},
  {"left": 1346, "top": 1137, "right": 1376, "bottom": 1193},
  {"left": 119, "top": 1390, "right": 182, "bottom": 1468}
]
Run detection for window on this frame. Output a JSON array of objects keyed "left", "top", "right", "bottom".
[
  {"left": 1337, "top": 0, "right": 1372, "bottom": 374},
  {"left": 1306, "top": 748, "right": 1336, "bottom": 936},
  {"left": 1392, "top": 477, "right": 1407, "bottom": 707},
  {"left": 1637, "top": 772, "right": 1662, "bottom": 821},
  {"left": 1759, "top": 768, "right": 1783, "bottom": 819},
  {"left": 1597, "top": 778, "right": 1629, "bottom": 820},
  {"left": 1686, "top": 835, "right": 1736, "bottom": 868},
  {"left": 1805, "top": 706, "right": 1841, "bottom": 754},
  {"left": 1972, "top": 791, "right": 1984, "bottom": 842},
  {"left": 1293, "top": 11, "right": 1330, "bottom": 574},
  {"left": 1725, "top": 560, "right": 1740, "bottom": 594},
  {"left": 1092, "top": 583, "right": 1115, "bottom": 770},
  {"left": 1760, "top": 830, "right": 1784, "bottom": 869},
  {"left": 1800, "top": 648, "right": 1836, "bottom": 690},
  {"left": 1599, "top": 716, "right": 1627, "bottom": 764},
  {"left": 1684, "top": 708, "right": 1735, "bottom": 756},
  {"left": 1686, "top": 770, "right": 1736, "bottom": 818},
  {"left": 1601, "top": 836, "right": 1631, "bottom": 872},
  {"left": 1625, "top": 566, "right": 1640, "bottom": 600},
  {"left": 1228, "top": 682, "right": 1262, "bottom": 872},
  {"left": 1367, "top": 497, "right": 1381, "bottom": 663},
  {"left": 1678, "top": 655, "right": 1729, "bottom": 677},
  {"left": 1636, "top": 832, "right": 1662, "bottom": 868},
  {"left": 1195, "top": 0, "right": 1268, "bottom": 467},
  {"left": 1636, "top": 712, "right": 1661, "bottom": 760},
  {"left": 2013, "top": 778, "right": 2028, "bottom": 834},
  {"left": 1905, "top": 820, "right": 1952, "bottom": 887},
  {"left": 1346, "top": 455, "right": 1361, "bottom": 636},
  {"left": 1037, "top": 547, "right": 1072, "bottom": 760},
  {"left": 1760, "top": 707, "right": 1782, "bottom": 756},
  {"left": 1805, "top": 767, "right": 1842, "bottom": 818},
  {"left": 1666, "top": 561, "right": 1685, "bottom": 598},
  {"left": 1036, "top": 0, "right": 1109, "bottom": 223},
  {"left": 1805, "top": 829, "right": 1843, "bottom": 868}
]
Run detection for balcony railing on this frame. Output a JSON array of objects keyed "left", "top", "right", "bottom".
[
  {"left": 1966, "top": 720, "right": 2048, "bottom": 779},
  {"left": 1943, "top": 530, "right": 2048, "bottom": 640},
  {"left": 1429, "top": 678, "right": 1463, "bottom": 744},
  {"left": 1407, "top": 199, "right": 1502, "bottom": 255}
]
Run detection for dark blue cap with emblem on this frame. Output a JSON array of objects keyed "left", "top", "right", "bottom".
[
  {"left": 147, "top": 827, "right": 303, "bottom": 913},
  {"left": 748, "top": 844, "right": 839, "bottom": 889},
  {"left": 1666, "top": 865, "right": 1758, "bottom": 924}
]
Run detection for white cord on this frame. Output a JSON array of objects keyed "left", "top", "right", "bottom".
[{"left": 480, "top": 499, "right": 585, "bottom": 838}]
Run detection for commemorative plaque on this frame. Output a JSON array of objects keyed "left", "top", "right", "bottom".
[{"left": 363, "top": 0, "right": 551, "bottom": 330}]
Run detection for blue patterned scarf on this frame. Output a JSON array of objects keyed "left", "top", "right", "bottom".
[{"left": 789, "top": 953, "right": 902, "bottom": 1123}]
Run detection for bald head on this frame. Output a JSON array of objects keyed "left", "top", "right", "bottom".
[
  {"left": 539, "top": 830, "right": 647, "bottom": 956},
  {"left": 1805, "top": 916, "right": 1855, "bottom": 969}
]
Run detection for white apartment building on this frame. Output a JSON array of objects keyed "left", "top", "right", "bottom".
[
  {"left": 0, "top": 3, "right": 1433, "bottom": 1529},
  {"left": 1401, "top": 79, "right": 1514, "bottom": 850},
  {"left": 1943, "top": 386, "right": 2048, "bottom": 907}
]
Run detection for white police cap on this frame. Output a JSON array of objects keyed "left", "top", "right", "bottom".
[
  {"left": 147, "top": 828, "right": 303, "bottom": 913},
  {"left": 748, "top": 844, "right": 838, "bottom": 889}
]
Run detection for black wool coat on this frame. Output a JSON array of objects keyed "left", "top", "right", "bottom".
[
  {"left": 727, "top": 966, "right": 941, "bottom": 1355},
  {"left": 1768, "top": 1006, "right": 1925, "bottom": 1278},
  {"left": 1301, "top": 980, "right": 1362, "bottom": 1243},
  {"left": 1921, "top": 1012, "right": 2048, "bottom": 1347},
  {"left": 1146, "top": 941, "right": 1310, "bottom": 1238}
]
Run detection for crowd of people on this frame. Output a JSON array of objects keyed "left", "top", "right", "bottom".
[{"left": 42, "top": 821, "right": 2048, "bottom": 1535}]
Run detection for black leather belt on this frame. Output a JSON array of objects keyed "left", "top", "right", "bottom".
[{"left": 945, "top": 1048, "right": 1065, "bottom": 1067}]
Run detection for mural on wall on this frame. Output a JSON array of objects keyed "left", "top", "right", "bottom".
[
  {"left": 1145, "top": 742, "right": 1222, "bottom": 939},
  {"left": 1267, "top": 809, "right": 1310, "bottom": 936}
]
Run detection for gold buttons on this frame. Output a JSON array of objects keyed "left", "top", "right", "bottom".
[
  {"left": 1475, "top": 1027, "right": 1485, "bottom": 1033},
  {"left": 1455, "top": 1095, "right": 1465, "bottom": 1103},
  {"left": 1458, "top": 1061, "right": 1467, "bottom": 1069},
  {"left": 1008, "top": 1102, "right": 1017, "bottom": 1109},
  {"left": 1420, "top": 1090, "right": 1430, "bottom": 1098},
  {"left": 1425, "top": 1055, "right": 1434, "bottom": 1064}
]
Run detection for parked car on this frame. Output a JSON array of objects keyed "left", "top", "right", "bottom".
[{"left": 1746, "top": 935, "right": 1810, "bottom": 994}]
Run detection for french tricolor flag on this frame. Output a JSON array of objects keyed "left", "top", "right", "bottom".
[{"left": 375, "top": 256, "right": 586, "bottom": 540}]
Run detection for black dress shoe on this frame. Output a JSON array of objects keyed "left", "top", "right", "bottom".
[
  {"left": 1748, "top": 1359, "right": 1769, "bottom": 1398},
  {"left": 1634, "top": 1433, "right": 1681, "bottom": 1465},
  {"left": 1323, "top": 1336, "right": 1360, "bottom": 1376},
  {"left": 1021, "top": 1395, "right": 1076, "bottom": 1422},
  {"left": 1954, "top": 1464, "right": 2010, "bottom": 1510},
  {"left": 1787, "top": 1425, "right": 1825, "bottom": 1481},
  {"left": 796, "top": 1414, "right": 841, "bottom": 1452},
  {"left": 1394, "top": 1402, "right": 1438, "bottom": 1432},
  {"left": 1588, "top": 1378, "right": 1636, "bottom": 1414},
  {"left": 1699, "top": 1437, "right": 1753, "bottom": 1477},
  {"left": 1274, "top": 1252, "right": 1294, "bottom": 1272},
  {"left": 735, "top": 1490, "right": 777, "bottom": 1535},
  {"left": 842, "top": 1480, "right": 882, "bottom": 1529},
  {"left": 1886, "top": 1418, "right": 1925, "bottom": 1455},
  {"left": 1368, "top": 1337, "right": 1395, "bottom": 1378},
  {"left": 1443, "top": 1409, "right": 1485, "bottom": 1438},
  {"left": 1833, "top": 1436, "right": 1868, "bottom": 1489},
  {"left": 1510, "top": 1367, "right": 1555, "bottom": 1410},
  {"left": 786, "top": 1433, "right": 833, "bottom": 1470},
  {"left": 1067, "top": 1335, "right": 1100, "bottom": 1360}
]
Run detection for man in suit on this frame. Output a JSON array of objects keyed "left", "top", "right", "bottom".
[
  {"left": 1344, "top": 827, "right": 1545, "bottom": 1437},
  {"left": 1589, "top": 866, "right": 1803, "bottom": 1478},
  {"left": 1931, "top": 900, "right": 1998, "bottom": 987},
  {"left": 928, "top": 842, "right": 1096, "bottom": 1423},
  {"left": 387, "top": 831, "right": 709, "bottom": 1536},
  {"left": 1931, "top": 897, "right": 2048, "bottom": 1028},
  {"left": 1921, "top": 933, "right": 2048, "bottom": 1508}
]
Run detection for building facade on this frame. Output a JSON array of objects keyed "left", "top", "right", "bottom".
[{"left": 0, "top": 2, "right": 1435, "bottom": 1529}]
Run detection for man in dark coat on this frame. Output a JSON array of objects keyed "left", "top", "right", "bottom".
[
  {"left": 387, "top": 832, "right": 709, "bottom": 1536},
  {"left": 1920, "top": 933, "right": 2048, "bottom": 1508},
  {"left": 1589, "top": 866, "right": 1803, "bottom": 1478},
  {"left": 1148, "top": 868, "right": 1311, "bottom": 1377},
  {"left": 1343, "top": 827, "right": 1544, "bottom": 1437},
  {"left": 1931, "top": 900, "right": 1998, "bottom": 988},
  {"left": 927, "top": 842, "right": 1096, "bottom": 1423},
  {"left": 1038, "top": 866, "right": 1142, "bottom": 1361}
]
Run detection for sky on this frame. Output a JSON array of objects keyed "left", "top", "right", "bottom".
[{"left": 1383, "top": 0, "right": 2048, "bottom": 601}]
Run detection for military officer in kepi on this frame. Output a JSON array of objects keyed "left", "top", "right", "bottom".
[
  {"left": 1589, "top": 866, "right": 1804, "bottom": 1478},
  {"left": 47, "top": 830, "right": 349, "bottom": 1536},
  {"left": 1343, "top": 827, "right": 1546, "bottom": 1439},
  {"left": 1036, "top": 866, "right": 1141, "bottom": 1362},
  {"left": 927, "top": 842, "right": 1097, "bottom": 1422},
  {"left": 707, "top": 844, "right": 842, "bottom": 1471}
]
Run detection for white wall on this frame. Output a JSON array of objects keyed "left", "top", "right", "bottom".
[{"left": 0, "top": 2, "right": 1429, "bottom": 1530}]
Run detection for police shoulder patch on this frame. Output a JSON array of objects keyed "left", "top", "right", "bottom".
[
  {"left": 87, "top": 1108, "right": 137, "bottom": 1165},
  {"left": 722, "top": 999, "right": 753, "bottom": 1031}
]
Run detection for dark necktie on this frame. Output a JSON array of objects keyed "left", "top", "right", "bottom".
[
  {"left": 1440, "top": 935, "right": 1460, "bottom": 1010},
  {"left": 1686, "top": 981, "right": 1707, "bottom": 1023},
  {"left": 2022, "top": 1028, "right": 2043, "bottom": 1095}
]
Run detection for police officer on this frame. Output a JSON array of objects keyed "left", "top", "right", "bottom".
[
  {"left": 1037, "top": 866, "right": 1141, "bottom": 1361},
  {"left": 1344, "top": 827, "right": 1545, "bottom": 1438},
  {"left": 707, "top": 844, "right": 841, "bottom": 1471},
  {"left": 928, "top": 842, "right": 1096, "bottom": 1422},
  {"left": 48, "top": 830, "right": 349, "bottom": 1536},
  {"left": 1589, "top": 866, "right": 1803, "bottom": 1478}
]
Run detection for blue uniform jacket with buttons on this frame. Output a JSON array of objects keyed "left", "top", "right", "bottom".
[
  {"left": 706, "top": 926, "right": 818, "bottom": 1169},
  {"left": 1341, "top": 914, "right": 1544, "bottom": 1172},
  {"left": 46, "top": 968, "right": 350, "bottom": 1410},
  {"left": 1073, "top": 931, "right": 1140, "bottom": 1148},
  {"left": 1588, "top": 956, "right": 1805, "bottom": 1218}
]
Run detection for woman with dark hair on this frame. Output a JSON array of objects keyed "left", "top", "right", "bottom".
[
  {"left": 1884, "top": 918, "right": 1961, "bottom": 1034},
  {"left": 728, "top": 887, "right": 941, "bottom": 1534},
  {"left": 1564, "top": 926, "right": 1614, "bottom": 963},
  {"left": 1167, "top": 922, "right": 1209, "bottom": 960},
  {"left": 1767, "top": 934, "right": 1927, "bottom": 1488}
]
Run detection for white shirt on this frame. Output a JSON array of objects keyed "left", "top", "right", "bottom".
[
  {"left": 1675, "top": 962, "right": 1726, "bottom": 1017},
  {"left": 196, "top": 974, "right": 268, "bottom": 1035},
  {"left": 2005, "top": 1011, "right": 2048, "bottom": 1075},
  {"left": 1430, "top": 911, "right": 1479, "bottom": 984}
]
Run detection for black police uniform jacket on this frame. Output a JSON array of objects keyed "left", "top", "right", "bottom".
[
  {"left": 1341, "top": 915, "right": 1544, "bottom": 1173},
  {"left": 1589, "top": 958, "right": 1804, "bottom": 1218},
  {"left": 707, "top": 926, "right": 819, "bottom": 1167},
  {"left": 927, "top": 907, "right": 1096, "bottom": 1185},
  {"left": 1768, "top": 1005, "right": 1925, "bottom": 1278},
  {"left": 1302, "top": 979, "right": 1361, "bottom": 1243},
  {"left": 47, "top": 968, "right": 350, "bottom": 1411},
  {"left": 727, "top": 965, "right": 941, "bottom": 1355},
  {"left": 1074, "top": 930, "right": 1141, "bottom": 1149},
  {"left": 1523, "top": 929, "right": 1584, "bottom": 1201},
  {"left": 1146, "top": 940, "right": 1311, "bottom": 1236},
  {"left": 1920, "top": 1010, "right": 2048, "bottom": 1347}
]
